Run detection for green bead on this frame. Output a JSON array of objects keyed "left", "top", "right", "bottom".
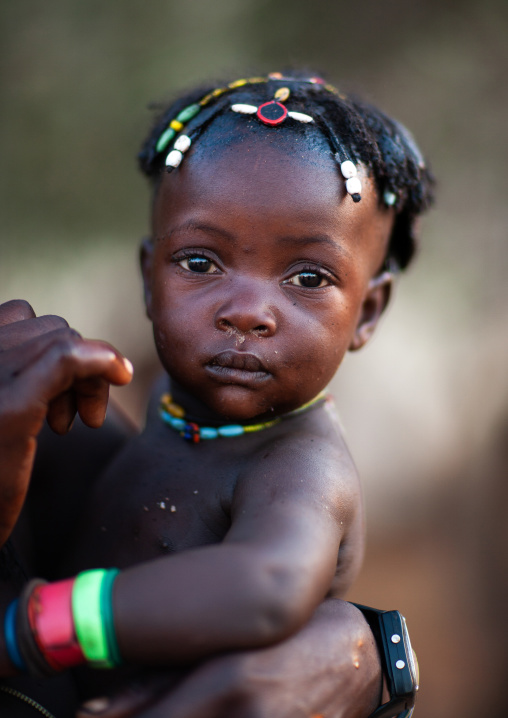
[
  {"left": 156, "top": 127, "right": 176, "bottom": 153},
  {"left": 176, "top": 103, "right": 201, "bottom": 123}
]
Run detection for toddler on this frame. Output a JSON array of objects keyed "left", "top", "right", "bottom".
[{"left": 1, "top": 72, "right": 433, "bottom": 695}]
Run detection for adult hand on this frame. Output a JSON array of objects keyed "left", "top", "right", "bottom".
[
  {"left": 77, "top": 600, "right": 382, "bottom": 718},
  {"left": 0, "top": 299, "right": 133, "bottom": 548}
]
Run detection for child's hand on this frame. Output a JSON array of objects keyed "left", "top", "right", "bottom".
[{"left": 0, "top": 299, "right": 133, "bottom": 547}]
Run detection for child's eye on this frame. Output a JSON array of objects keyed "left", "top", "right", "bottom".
[
  {"left": 178, "top": 256, "right": 217, "bottom": 273},
  {"left": 284, "top": 271, "right": 330, "bottom": 288}
]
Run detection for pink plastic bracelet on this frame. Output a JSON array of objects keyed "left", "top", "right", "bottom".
[{"left": 28, "top": 579, "right": 85, "bottom": 670}]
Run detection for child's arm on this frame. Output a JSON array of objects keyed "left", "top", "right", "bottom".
[{"left": 113, "top": 436, "right": 361, "bottom": 665}]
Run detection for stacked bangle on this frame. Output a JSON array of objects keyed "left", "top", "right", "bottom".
[
  {"left": 3, "top": 569, "right": 122, "bottom": 676},
  {"left": 17, "top": 579, "right": 57, "bottom": 678},
  {"left": 29, "top": 579, "right": 84, "bottom": 671},
  {"left": 72, "top": 569, "right": 121, "bottom": 669},
  {"left": 4, "top": 599, "right": 26, "bottom": 672}
]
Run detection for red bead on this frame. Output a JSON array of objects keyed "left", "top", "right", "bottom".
[{"left": 256, "top": 101, "right": 288, "bottom": 126}]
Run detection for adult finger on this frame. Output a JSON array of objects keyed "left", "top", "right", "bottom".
[
  {"left": 23, "top": 339, "right": 134, "bottom": 404},
  {"left": 47, "top": 376, "right": 112, "bottom": 433},
  {"left": 120, "top": 662, "right": 246, "bottom": 718},
  {"left": 75, "top": 376, "right": 111, "bottom": 429},
  {"left": 0, "top": 299, "right": 35, "bottom": 326},
  {"left": 77, "top": 673, "right": 180, "bottom": 718},
  {"left": 0, "top": 314, "right": 70, "bottom": 351},
  {"left": 0, "top": 327, "right": 82, "bottom": 380},
  {"left": 47, "top": 390, "right": 78, "bottom": 435},
  {"left": 1, "top": 329, "right": 132, "bottom": 391},
  {"left": 1, "top": 337, "right": 132, "bottom": 433}
]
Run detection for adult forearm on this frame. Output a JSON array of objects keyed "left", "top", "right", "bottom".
[{"left": 78, "top": 599, "right": 383, "bottom": 718}]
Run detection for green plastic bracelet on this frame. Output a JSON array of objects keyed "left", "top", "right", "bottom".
[
  {"left": 100, "top": 569, "right": 122, "bottom": 666},
  {"left": 72, "top": 569, "right": 119, "bottom": 669}
]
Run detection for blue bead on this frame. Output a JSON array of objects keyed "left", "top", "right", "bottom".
[
  {"left": 218, "top": 425, "right": 244, "bottom": 437},
  {"left": 200, "top": 427, "right": 219, "bottom": 439},
  {"left": 161, "top": 411, "right": 186, "bottom": 431}
]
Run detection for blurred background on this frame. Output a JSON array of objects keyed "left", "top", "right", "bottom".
[{"left": 1, "top": 1, "right": 507, "bottom": 715}]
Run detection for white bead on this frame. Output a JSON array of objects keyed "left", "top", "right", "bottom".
[
  {"left": 174, "top": 135, "right": 191, "bottom": 153},
  {"left": 165, "top": 150, "right": 183, "bottom": 168},
  {"left": 287, "top": 111, "right": 314, "bottom": 123},
  {"left": 231, "top": 104, "right": 258, "bottom": 114},
  {"left": 384, "top": 191, "right": 397, "bottom": 206},
  {"left": 396, "top": 660, "right": 406, "bottom": 670},
  {"left": 341, "top": 160, "right": 357, "bottom": 178},
  {"left": 346, "top": 177, "right": 362, "bottom": 195}
]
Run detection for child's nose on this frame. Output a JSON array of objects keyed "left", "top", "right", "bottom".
[{"left": 214, "top": 279, "right": 277, "bottom": 337}]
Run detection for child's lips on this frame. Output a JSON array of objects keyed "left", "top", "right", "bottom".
[{"left": 205, "top": 350, "right": 271, "bottom": 384}]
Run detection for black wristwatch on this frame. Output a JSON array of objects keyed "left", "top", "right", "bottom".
[{"left": 351, "top": 603, "right": 418, "bottom": 718}]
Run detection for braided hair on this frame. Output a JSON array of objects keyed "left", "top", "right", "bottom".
[{"left": 139, "top": 73, "right": 434, "bottom": 271}]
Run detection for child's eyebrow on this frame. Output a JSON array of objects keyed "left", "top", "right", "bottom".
[
  {"left": 162, "top": 221, "right": 236, "bottom": 244},
  {"left": 277, "top": 234, "right": 351, "bottom": 260}
]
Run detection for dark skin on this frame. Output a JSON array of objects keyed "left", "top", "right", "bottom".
[
  {"left": 0, "top": 131, "right": 392, "bottom": 716},
  {"left": 63, "top": 135, "right": 394, "bottom": 669},
  {"left": 0, "top": 306, "right": 384, "bottom": 718}
]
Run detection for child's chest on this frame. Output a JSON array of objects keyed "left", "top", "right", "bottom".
[{"left": 64, "top": 428, "right": 245, "bottom": 573}]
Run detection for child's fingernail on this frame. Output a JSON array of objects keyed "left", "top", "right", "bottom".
[
  {"left": 122, "top": 357, "right": 134, "bottom": 375},
  {"left": 80, "top": 697, "right": 110, "bottom": 714}
]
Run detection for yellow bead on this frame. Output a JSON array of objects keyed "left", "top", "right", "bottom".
[
  {"left": 244, "top": 419, "right": 278, "bottom": 433},
  {"left": 274, "top": 87, "right": 290, "bottom": 102},
  {"left": 170, "top": 120, "right": 184, "bottom": 131},
  {"left": 243, "top": 424, "right": 264, "bottom": 433},
  {"left": 160, "top": 393, "right": 172, "bottom": 406},
  {"left": 228, "top": 79, "right": 247, "bottom": 89},
  {"left": 200, "top": 89, "right": 221, "bottom": 106},
  {"left": 168, "top": 402, "right": 185, "bottom": 418}
]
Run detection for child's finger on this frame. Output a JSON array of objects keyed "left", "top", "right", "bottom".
[
  {"left": 0, "top": 299, "right": 36, "bottom": 326},
  {"left": 47, "top": 389, "right": 78, "bottom": 435}
]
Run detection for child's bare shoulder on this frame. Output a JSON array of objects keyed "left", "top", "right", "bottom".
[
  {"left": 235, "top": 400, "right": 360, "bottom": 512},
  {"left": 229, "top": 401, "right": 364, "bottom": 596}
]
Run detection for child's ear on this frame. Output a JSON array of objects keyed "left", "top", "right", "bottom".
[
  {"left": 349, "top": 271, "right": 394, "bottom": 352},
  {"left": 140, "top": 237, "right": 154, "bottom": 320}
]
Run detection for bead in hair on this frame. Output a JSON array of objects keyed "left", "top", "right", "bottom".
[{"left": 153, "top": 74, "right": 415, "bottom": 206}]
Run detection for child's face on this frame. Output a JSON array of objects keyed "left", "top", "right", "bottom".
[{"left": 142, "top": 134, "right": 394, "bottom": 421}]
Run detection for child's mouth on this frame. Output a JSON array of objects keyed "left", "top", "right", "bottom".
[{"left": 205, "top": 351, "right": 270, "bottom": 384}]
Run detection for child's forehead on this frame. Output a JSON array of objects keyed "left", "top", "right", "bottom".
[
  {"left": 151, "top": 133, "right": 392, "bottom": 271},
  {"left": 155, "top": 133, "right": 348, "bottom": 218}
]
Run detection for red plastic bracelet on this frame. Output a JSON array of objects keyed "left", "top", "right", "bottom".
[{"left": 27, "top": 579, "right": 85, "bottom": 670}]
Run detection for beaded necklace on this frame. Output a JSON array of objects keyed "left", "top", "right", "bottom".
[{"left": 159, "top": 391, "right": 327, "bottom": 443}]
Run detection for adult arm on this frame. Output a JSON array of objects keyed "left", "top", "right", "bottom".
[
  {"left": 79, "top": 600, "right": 382, "bottom": 718},
  {"left": 0, "top": 299, "right": 133, "bottom": 549}
]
